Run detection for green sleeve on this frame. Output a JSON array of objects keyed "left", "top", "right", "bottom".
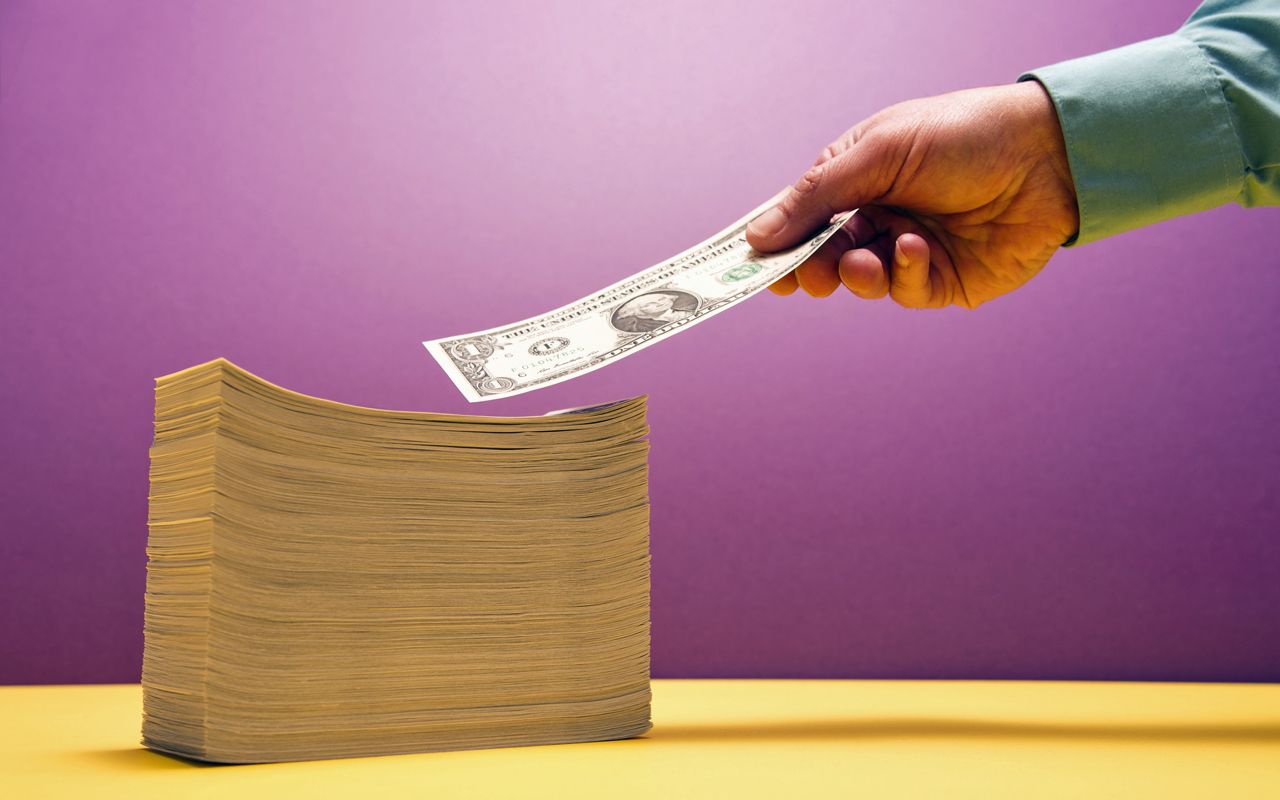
[{"left": 1019, "top": 0, "right": 1280, "bottom": 245}]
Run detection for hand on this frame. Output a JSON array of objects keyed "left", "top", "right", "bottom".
[{"left": 747, "top": 81, "right": 1079, "bottom": 309}]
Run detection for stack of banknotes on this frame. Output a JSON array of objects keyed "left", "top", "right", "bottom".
[{"left": 141, "top": 359, "right": 651, "bottom": 763}]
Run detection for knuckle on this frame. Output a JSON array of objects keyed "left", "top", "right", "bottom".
[
  {"left": 813, "top": 144, "right": 840, "bottom": 166},
  {"left": 890, "top": 286, "right": 924, "bottom": 309},
  {"left": 793, "top": 164, "right": 825, "bottom": 198},
  {"left": 814, "top": 127, "right": 863, "bottom": 167}
]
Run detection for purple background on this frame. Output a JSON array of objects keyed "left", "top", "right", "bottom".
[{"left": 3, "top": 0, "right": 1278, "bottom": 685}]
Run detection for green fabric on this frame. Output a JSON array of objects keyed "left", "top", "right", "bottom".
[{"left": 1020, "top": 0, "right": 1280, "bottom": 245}]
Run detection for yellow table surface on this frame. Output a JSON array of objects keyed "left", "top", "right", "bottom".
[{"left": 5, "top": 680, "right": 1279, "bottom": 799}]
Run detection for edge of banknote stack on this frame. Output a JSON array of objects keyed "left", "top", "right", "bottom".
[{"left": 142, "top": 358, "right": 651, "bottom": 763}]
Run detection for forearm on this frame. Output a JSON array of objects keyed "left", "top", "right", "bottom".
[{"left": 1019, "top": 0, "right": 1280, "bottom": 245}]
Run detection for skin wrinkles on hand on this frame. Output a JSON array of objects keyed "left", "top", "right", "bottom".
[{"left": 750, "top": 81, "right": 1079, "bottom": 310}]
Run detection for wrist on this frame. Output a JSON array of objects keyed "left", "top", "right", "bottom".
[{"left": 1009, "top": 80, "right": 1081, "bottom": 244}]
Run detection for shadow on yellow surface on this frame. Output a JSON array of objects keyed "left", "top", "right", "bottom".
[
  {"left": 83, "top": 747, "right": 226, "bottom": 770},
  {"left": 76, "top": 711, "right": 1280, "bottom": 776},
  {"left": 8, "top": 683, "right": 1280, "bottom": 798},
  {"left": 651, "top": 716, "right": 1280, "bottom": 744}
]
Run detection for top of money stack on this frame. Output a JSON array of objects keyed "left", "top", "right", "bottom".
[{"left": 142, "top": 359, "right": 651, "bottom": 763}]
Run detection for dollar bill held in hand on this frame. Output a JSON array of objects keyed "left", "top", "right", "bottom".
[{"left": 424, "top": 196, "right": 855, "bottom": 402}]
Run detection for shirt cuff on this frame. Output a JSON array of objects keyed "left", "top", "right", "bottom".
[{"left": 1020, "top": 33, "right": 1243, "bottom": 246}]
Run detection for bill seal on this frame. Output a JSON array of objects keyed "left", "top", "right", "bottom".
[
  {"left": 528, "top": 337, "right": 570, "bottom": 356},
  {"left": 719, "top": 263, "right": 763, "bottom": 283}
]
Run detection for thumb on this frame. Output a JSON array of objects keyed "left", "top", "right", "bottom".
[{"left": 746, "top": 144, "right": 886, "bottom": 252}]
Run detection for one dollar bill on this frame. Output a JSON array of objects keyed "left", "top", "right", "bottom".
[{"left": 424, "top": 195, "right": 854, "bottom": 402}]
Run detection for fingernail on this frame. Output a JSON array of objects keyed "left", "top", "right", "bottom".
[
  {"left": 894, "top": 241, "right": 907, "bottom": 267},
  {"left": 748, "top": 207, "right": 786, "bottom": 238}
]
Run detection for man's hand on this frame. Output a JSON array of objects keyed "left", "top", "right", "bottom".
[{"left": 748, "top": 81, "right": 1079, "bottom": 308}]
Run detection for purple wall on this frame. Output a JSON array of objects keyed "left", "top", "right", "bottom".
[{"left": 3, "top": 1, "right": 1278, "bottom": 684}]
